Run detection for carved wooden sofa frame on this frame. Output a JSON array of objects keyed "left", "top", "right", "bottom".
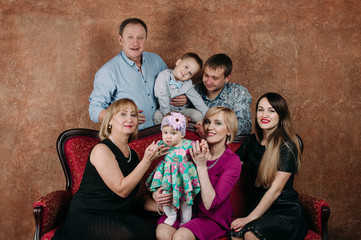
[{"left": 33, "top": 125, "right": 330, "bottom": 240}]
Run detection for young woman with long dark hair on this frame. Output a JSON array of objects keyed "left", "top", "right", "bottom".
[{"left": 230, "top": 92, "right": 309, "bottom": 240}]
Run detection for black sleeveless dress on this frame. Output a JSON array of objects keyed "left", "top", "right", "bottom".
[
  {"left": 52, "top": 139, "right": 155, "bottom": 240},
  {"left": 231, "top": 134, "right": 309, "bottom": 240}
]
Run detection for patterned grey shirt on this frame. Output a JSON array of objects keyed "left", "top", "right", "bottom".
[{"left": 194, "top": 81, "right": 252, "bottom": 135}]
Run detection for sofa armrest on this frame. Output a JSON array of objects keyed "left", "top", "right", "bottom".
[
  {"left": 33, "top": 190, "right": 72, "bottom": 240},
  {"left": 299, "top": 193, "right": 330, "bottom": 240}
]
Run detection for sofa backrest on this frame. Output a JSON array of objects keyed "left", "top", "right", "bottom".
[
  {"left": 129, "top": 129, "right": 248, "bottom": 218},
  {"left": 57, "top": 128, "right": 101, "bottom": 195},
  {"left": 58, "top": 127, "right": 248, "bottom": 218},
  {"left": 129, "top": 130, "right": 203, "bottom": 181},
  {"left": 63, "top": 136, "right": 100, "bottom": 195}
]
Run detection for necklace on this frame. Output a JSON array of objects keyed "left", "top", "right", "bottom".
[
  {"left": 207, "top": 156, "right": 220, "bottom": 169},
  {"left": 207, "top": 149, "right": 226, "bottom": 169},
  {"left": 125, "top": 145, "right": 132, "bottom": 163},
  {"left": 109, "top": 135, "right": 131, "bottom": 163}
]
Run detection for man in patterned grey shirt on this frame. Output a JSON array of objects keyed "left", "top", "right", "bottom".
[{"left": 193, "top": 53, "right": 252, "bottom": 136}]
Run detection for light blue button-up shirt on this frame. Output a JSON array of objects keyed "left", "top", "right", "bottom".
[{"left": 89, "top": 51, "right": 167, "bottom": 129}]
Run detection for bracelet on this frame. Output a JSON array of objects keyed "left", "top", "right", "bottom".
[{"left": 157, "top": 203, "right": 164, "bottom": 215}]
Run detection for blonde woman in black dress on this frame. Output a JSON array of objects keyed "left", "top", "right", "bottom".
[
  {"left": 53, "top": 98, "right": 168, "bottom": 240},
  {"left": 230, "top": 93, "right": 309, "bottom": 240}
]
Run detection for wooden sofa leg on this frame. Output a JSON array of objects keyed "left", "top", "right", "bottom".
[
  {"left": 33, "top": 206, "right": 42, "bottom": 240},
  {"left": 321, "top": 206, "right": 330, "bottom": 240}
]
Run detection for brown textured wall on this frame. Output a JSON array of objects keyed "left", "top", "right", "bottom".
[{"left": 1, "top": 1, "right": 360, "bottom": 239}]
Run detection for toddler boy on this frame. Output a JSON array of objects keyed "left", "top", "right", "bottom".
[{"left": 153, "top": 52, "right": 208, "bottom": 124}]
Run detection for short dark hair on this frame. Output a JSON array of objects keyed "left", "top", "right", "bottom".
[
  {"left": 119, "top": 18, "right": 148, "bottom": 37},
  {"left": 181, "top": 52, "right": 203, "bottom": 70},
  {"left": 204, "top": 53, "right": 232, "bottom": 78}
]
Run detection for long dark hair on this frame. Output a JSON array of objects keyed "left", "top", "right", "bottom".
[{"left": 255, "top": 92, "right": 301, "bottom": 187}]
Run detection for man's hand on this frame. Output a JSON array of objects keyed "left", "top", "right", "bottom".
[
  {"left": 170, "top": 95, "right": 187, "bottom": 107},
  {"left": 194, "top": 121, "right": 205, "bottom": 138},
  {"left": 138, "top": 109, "right": 146, "bottom": 125}
]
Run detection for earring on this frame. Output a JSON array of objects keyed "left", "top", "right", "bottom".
[
  {"left": 108, "top": 125, "right": 112, "bottom": 133},
  {"left": 226, "top": 135, "right": 231, "bottom": 144}
]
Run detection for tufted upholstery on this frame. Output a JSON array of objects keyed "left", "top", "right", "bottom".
[
  {"left": 63, "top": 136, "right": 101, "bottom": 195},
  {"left": 33, "top": 129, "right": 100, "bottom": 240},
  {"left": 33, "top": 127, "right": 330, "bottom": 240},
  {"left": 300, "top": 193, "right": 330, "bottom": 240},
  {"left": 33, "top": 190, "right": 71, "bottom": 236}
]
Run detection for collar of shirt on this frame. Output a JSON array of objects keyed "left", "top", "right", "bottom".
[
  {"left": 169, "top": 71, "right": 183, "bottom": 88},
  {"left": 120, "top": 50, "right": 145, "bottom": 67},
  {"left": 200, "top": 82, "right": 228, "bottom": 101}
]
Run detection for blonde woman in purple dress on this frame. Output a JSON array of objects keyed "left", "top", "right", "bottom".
[{"left": 154, "top": 107, "right": 242, "bottom": 240}]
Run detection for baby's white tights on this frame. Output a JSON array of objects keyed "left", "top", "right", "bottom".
[{"left": 163, "top": 200, "right": 192, "bottom": 226}]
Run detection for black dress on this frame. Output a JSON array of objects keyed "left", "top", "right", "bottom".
[
  {"left": 231, "top": 134, "right": 309, "bottom": 240},
  {"left": 53, "top": 139, "right": 155, "bottom": 240}
]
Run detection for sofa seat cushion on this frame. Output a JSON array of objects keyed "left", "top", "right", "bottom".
[{"left": 41, "top": 226, "right": 60, "bottom": 240}]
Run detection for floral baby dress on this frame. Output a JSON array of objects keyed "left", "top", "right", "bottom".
[{"left": 146, "top": 139, "right": 201, "bottom": 209}]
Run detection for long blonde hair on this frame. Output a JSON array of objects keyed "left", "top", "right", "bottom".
[
  {"left": 99, "top": 98, "right": 139, "bottom": 142},
  {"left": 255, "top": 93, "right": 301, "bottom": 188}
]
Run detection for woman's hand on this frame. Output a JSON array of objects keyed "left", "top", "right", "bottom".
[
  {"left": 152, "top": 187, "right": 172, "bottom": 206},
  {"left": 190, "top": 139, "right": 216, "bottom": 210},
  {"left": 231, "top": 217, "right": 252, "bottom": 232},
  {"left": 143, "top": 141, "right": 169, "bottom": 163},
  {"left": 190, "top": 139, "right": 210, "bottom": 169}
]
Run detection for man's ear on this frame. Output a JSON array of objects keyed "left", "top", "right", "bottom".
[
  {"left": 225, "top": 74, "right": 231, "bottom": 83},
  {"left": 118, "top": 35, "right": 123, "bottom": 46},
  {"left": 175, "top": 59, "right": 182, "bottom": 66}
]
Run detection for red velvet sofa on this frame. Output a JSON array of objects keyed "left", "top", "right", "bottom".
[{"left": 33, "top": 126, "right": 330, "bottom": 240}]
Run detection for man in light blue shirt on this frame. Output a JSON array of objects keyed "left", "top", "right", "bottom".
[{"left": 89, "top": 18, "right": 169, "bottom": 130}]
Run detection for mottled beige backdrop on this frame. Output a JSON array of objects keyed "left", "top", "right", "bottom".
[{"left": 1, "top": 1, "right": 360, "bottom": 239}]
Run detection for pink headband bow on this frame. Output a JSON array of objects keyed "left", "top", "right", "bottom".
[{"left": 161, "top": 112, "right": 186, "bottom": 136}]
